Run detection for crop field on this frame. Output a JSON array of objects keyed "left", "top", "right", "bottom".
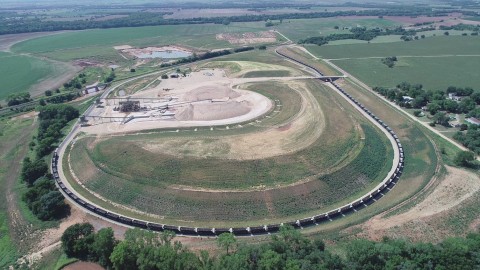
[
  {"left": 305, "top": 36, "right": 480, "bottom": 90},
  {"left": 333, "top": 56, "right": 480, "bottom": 90},
  {"left": 308, "top": 36, "right": 480, "bottom": 59},
  {"left": 0, "top": 53, "right": 62, "bottom": 99},
  {"left": 64, "top": 79, "right": 393, "bottom": 226}
]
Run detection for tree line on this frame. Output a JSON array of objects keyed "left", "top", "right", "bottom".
[
  {"left": 20, "top": 104, "right": 79, "bottom": 221},
  {"left": 0, "top": 7, "right": 471, "bottom": 35},
  {"left": 373, "top": 82, "right": 480, "bottom": 157},
  {"left": 61, "top": 223, "right": 480, "bottom": 270},
  {"left": 439, "top": 23, "right": 480, "bottom": 32},
  {"left": 373, "top": 83, "right": 480, "bottom": 115},
  {"left": 299, "top": 26, "right": 432, "bottom": 46},
  {"left": 159, "top": 46, "right": 256, "bottom": 69}
]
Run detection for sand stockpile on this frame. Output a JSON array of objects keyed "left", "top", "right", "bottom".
[
  {"left": 184, "top": 85, "right": 241, "bottom": 102},
  {"left": 176, "top": 101, "right": 251, "bottom": 121}
]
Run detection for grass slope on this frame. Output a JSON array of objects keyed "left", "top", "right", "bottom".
[
  {"left": 0, "top": 118, "right": 35, "bottom": 267},
  {"left": 298, "top": 78, "right": 438, "bottom": 238},
  {"left": 65, "top": 80, "right": 392, "bottom": 225}
]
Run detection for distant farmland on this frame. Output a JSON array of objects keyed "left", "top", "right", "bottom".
[
  {"left": 11, "top": 24, "right": 262, "bottom": 61},
  {"left": 11, "top": 17, "right": 400, "bottom": 61},
  {"left": 308, "top": 36, "right": 480, "bottom": 59}
]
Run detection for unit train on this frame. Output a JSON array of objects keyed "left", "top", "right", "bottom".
[{"left": 52, "top": 52, "right": 404, "bottom": 237}]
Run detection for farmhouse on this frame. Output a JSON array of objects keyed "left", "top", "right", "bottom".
[
  {"left": 447, "top": 93, "right": 462, "bottom": 101},
  {"left": 402, "top": 96, "right": 414, "bottom": 103}
]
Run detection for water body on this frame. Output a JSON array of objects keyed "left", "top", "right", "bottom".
[{"left": 136, "top": 50, "right": 192, "bottom": 59}]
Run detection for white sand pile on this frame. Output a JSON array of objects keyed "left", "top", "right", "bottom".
[
  {"left": 175, "top": 101, "right": 251, "bottom": 121},
  {"left": 184, "top": 85, "right": 240, "bottom": 102}
]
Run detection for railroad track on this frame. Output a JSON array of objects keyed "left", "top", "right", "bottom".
[{"left": 51, "top": 46, "right": 404, "bottom": 237}]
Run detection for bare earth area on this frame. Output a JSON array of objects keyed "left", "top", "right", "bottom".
[
  {"left": 201, "top": 60, "right": 304, "bottom": 78},
  {"left": 216, "top": 31, "right": 277, "bottom": 44},
  {"left": 116, "top": 45, "right": 193, "bottom": 59},
  {"left": 142, "top": 80, "right": 325, "bottom": 160},
  {"left": 82, "top": 69, "right": 275, "bottom": 134},
  {"left": 354, "top": 166, "right": 480, "bottom": 242},
  {"left": 23, "top": 204, "right": 128, "bottom": 267},
  {"left": 64, "top": 261, "right": 105, "bottom": 270}
]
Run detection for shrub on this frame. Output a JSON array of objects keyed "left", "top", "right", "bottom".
[{"left": 454, "top": 151, "right": 475, "bottom": 167}]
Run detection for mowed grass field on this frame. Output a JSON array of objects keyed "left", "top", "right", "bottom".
[
  {"left": 308, "top": 36, "right": 480, "bottom": 90},
  {"left": 0, "top": 52, "right": 59, "bottom": 99},
  {"left": 65, "top": 80, "right": 393, "bottom": 226}
]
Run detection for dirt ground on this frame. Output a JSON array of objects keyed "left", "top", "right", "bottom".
[
  {"left": 64, "top": 261, "right": 105, "bottom": 270},
  {"left": 142, "top": 80, "right": 325, "bottom": 161},
  {"left": 117, "top": 45, "right": 193, "bottom": 59},
  {"left": 82, "top": 69, "right": 275, "bottom": 134},
  {"left": 351, "top": 166, "right": 480, "bottom": 242},
  {"left": 23, "top": 204, "right": 128, "bottom": 267},
  {"left": 216, "top": 31, "right": 277, "bottom": 45}
]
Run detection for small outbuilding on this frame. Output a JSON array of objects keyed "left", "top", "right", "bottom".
[{"left": 466, "top": 117, "right": 480, "bottom": 126}]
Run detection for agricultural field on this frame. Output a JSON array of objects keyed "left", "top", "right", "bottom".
[
  {"left": 11, "top": 24, "right": 275, "bottom": 61},
  {"left": 269, "top": 17, "right": 399, "bottom": 42},
  {"left": 0, "top": 52, "right": 75, "bottom": 99},
  {"left": 308, "top": 36, "right": 480, "bottom": 90},
  {"left": 333, "top": 56, "right": 480, "bottom": 90},
  {"left": 10, "top": 16, "right": 401, "bottom": 62},
  {"left": 308, "top": 36, "right": 480, "bottom": 59},
  {"left": 64, "top": 78, "right": 393, "bottom": 227}
]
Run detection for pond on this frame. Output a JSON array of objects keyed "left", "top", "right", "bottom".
[{"left": 136, "top": 50, "right": 192, "bottom": 59}]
